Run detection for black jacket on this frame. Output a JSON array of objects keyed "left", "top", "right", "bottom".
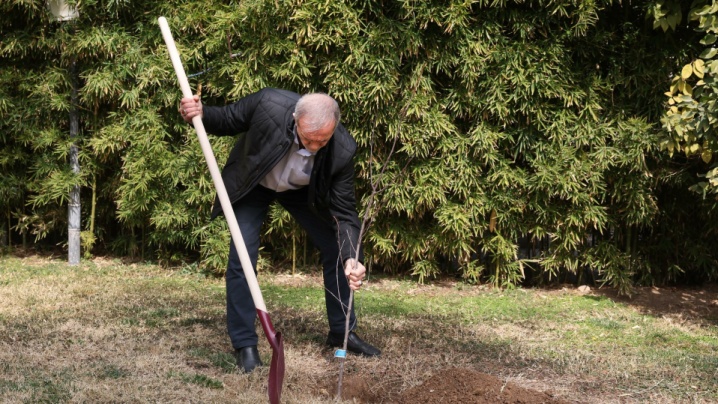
[{"left": 202, "top": 88, "right": 362, "bottom": 262}]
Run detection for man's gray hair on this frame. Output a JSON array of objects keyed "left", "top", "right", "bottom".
[{"left": 294, "top": 93, "right": 341, "bottom": 132}]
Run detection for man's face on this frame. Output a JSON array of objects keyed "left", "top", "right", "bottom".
[{"left": 295, "top": 116, "right": 334, "bottom": 154}]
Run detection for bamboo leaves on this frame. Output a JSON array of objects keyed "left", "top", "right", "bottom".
[{"left": 1, "top": 0, "right": 715, "bottom": 285}]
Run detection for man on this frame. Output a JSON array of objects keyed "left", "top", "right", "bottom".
[{"left": 179, "top": 88, "right": 380, "bottom": 373}]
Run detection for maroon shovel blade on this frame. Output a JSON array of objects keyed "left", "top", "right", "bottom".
[{"left": 258, "top": 310, "right": 285, "bottom": 404}]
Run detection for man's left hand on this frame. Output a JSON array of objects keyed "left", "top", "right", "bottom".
[{"left": 344, "top": 258, "right": 366, "bottom": 290}]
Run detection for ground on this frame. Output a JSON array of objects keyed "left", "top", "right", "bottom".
[
  {"left": 592, "top": 284, "right": 718, "bottom": 324},
  {"left": 338, "top": 367, "right": 567, "bottom": 403},
  {"left": 280, "top": 275, "right": 718, "bottom": 403},
  {"left": 1, "top": 255, "right": 717, "bottom": 403}
]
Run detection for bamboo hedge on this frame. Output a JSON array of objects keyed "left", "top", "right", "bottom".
[{"left": 1, "top": 0, "right": 716, "bottom": 292}]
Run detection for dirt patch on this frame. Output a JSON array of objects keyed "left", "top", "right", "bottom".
[
  {"left": 337, "top": 373, "right": 381, "bottom": 402},
  {"left": 327, "top": 368, "right": 566, "bottom": 404},
  {"left": 394, "top": 367, "right": 566, "bottom": 404}
]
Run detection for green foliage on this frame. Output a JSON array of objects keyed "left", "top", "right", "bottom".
[
  {"left": 655, "top": 0, "right": 718, "bottom": 198},
  {"left": 1, "top": 0, "right": 716, "bottom": 290},
  {"left": 170, "top": 371, "right": 223, "bottom": 389},
  {"left": 651, "top": 0, "right": 683, "bottom": 31}
]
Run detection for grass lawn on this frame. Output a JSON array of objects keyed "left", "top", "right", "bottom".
[{"left": 0, "top": 254, "right": 716, "bottom": 403}]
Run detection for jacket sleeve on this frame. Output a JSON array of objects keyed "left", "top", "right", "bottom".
[
  {"left": 201, "top": 89, "right": 268, "bottom": 136},
  {"left": 329, "top": 157, "right": 364, "bottom": 264}
]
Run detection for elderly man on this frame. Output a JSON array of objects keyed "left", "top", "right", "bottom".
[{"left": 179, "top": 88, "right": 380, "bottom": 373}]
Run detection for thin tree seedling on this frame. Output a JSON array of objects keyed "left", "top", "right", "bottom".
[{"left": 333, "top": 100, "right": 413, "bottom": 400}]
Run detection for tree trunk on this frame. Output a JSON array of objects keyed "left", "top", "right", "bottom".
[
  {"left": 6, "top": 208, "right": 10, "bottom": 250},
  {"left": 68, "top": 55, "right": 81, "bottom": 265}
]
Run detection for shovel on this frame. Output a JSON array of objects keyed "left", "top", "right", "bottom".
[{"left": 158, "top": 17, "right": 285, "bottom": 404}]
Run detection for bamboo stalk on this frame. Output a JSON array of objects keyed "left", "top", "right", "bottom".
[
  {"left": 90, "top": 176, "right": 96, "bottom": 237},
  {"left": 6, "top": 208, "right": 10, "bottom": 250}
]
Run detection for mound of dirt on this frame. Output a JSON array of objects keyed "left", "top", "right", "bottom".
[
  {"left": 330, "top": 367, "right": 567, "bottom": 403},
  {"left": 395, "top": 367, "right": 566, "bottom": 404}
]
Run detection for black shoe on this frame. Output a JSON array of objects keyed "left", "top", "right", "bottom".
[
  {"left": 326, "top": 331, "right": 381, "bottom": 357},
  {"left": 235, "top": 346, "right": 263, "bottom": 373}
]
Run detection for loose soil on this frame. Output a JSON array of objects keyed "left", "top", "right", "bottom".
[{"left": 335, "top": 367, "right": 567, "bottom": 403}]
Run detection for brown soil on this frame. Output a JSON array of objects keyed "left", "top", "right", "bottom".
[
  {"left": 395, "top": 367, "right": 566, "bottom": 404},
  {"left": 333, "top": 367, "right": 567, "bottom": 404}
]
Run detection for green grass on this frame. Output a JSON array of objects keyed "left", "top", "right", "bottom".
[
  {"left": 0, "top": 379, "right": 23, "bottom": 393},
  {"left": 169, "top": 371, "right": 224, "bottom": 389},
  {"left": 95, "top": 364, "right": 129, "bottom": 380},
  {"left": 26, "top": 372, "right": 75, "bottom": 403},
  {"left": 188, "top": 348, "right": 237, "bottom": 373}
]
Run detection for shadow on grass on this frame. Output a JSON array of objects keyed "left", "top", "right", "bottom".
[{"left": 588, "top": 284, "right": 718, "bottom": 326}]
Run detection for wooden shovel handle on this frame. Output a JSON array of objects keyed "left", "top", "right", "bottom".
[{"left": 158, "top": 17, "right": 267, "bottom": 313}]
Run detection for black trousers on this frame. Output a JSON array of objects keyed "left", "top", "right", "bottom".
[{"left": 225, "top": 185, "right": 356, "bottom": 349}]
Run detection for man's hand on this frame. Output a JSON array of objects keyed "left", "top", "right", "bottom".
[
  {"left": 179, "top": 95, "right": 202, "bottom": 123},
  {"left": 344, "top": 258, "right": 366, "bottom": 291}
]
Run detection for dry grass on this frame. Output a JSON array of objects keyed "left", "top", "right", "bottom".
[{"left": 1, "top": 254, "right": 717, "bottom": 403}]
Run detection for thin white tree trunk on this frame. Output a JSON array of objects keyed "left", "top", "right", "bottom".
[{"left": 68, "top": 56, "right": 81, "bottom": 265}]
